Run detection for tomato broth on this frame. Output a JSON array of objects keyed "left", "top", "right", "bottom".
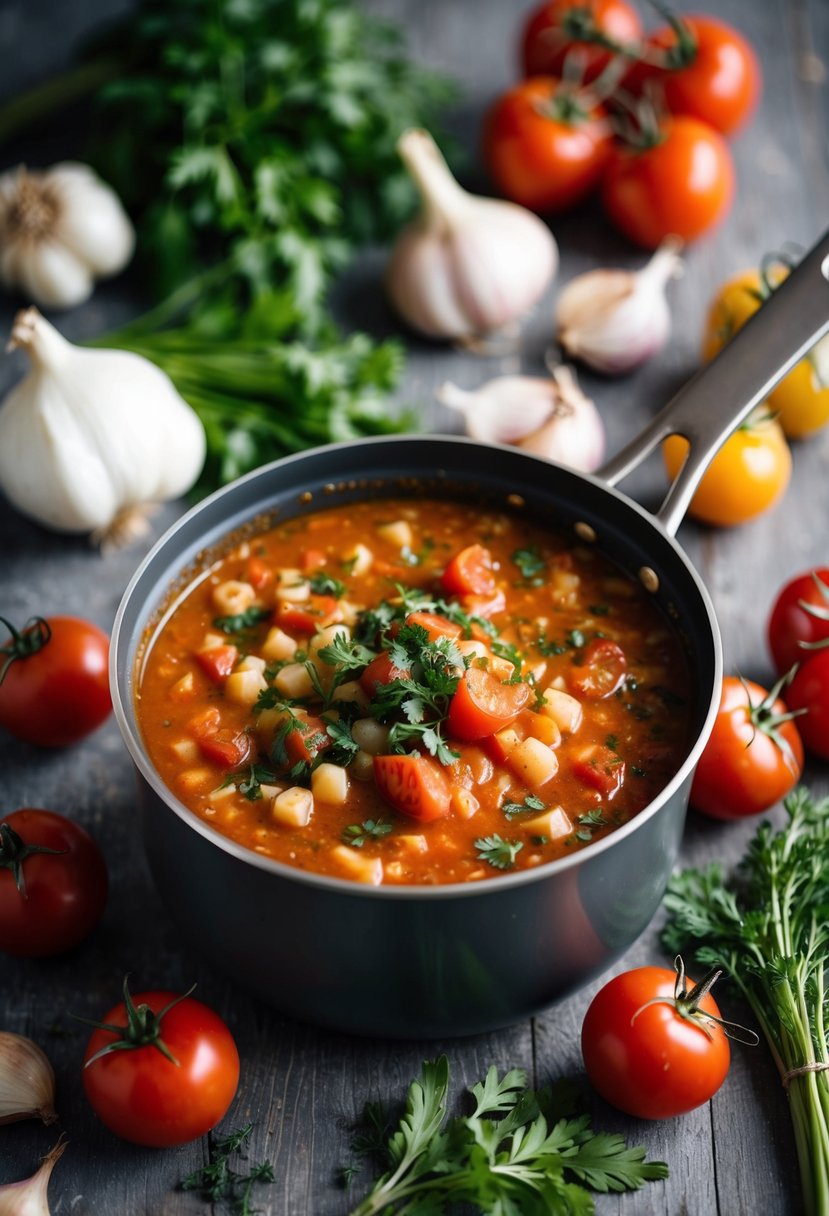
[{"left": 136, "top": 498, "right": 692, "bottom": 886}]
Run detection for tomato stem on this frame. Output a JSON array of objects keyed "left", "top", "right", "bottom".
[
  {"left": 631, "top": 955, "right": 759, "bottom": 1045},
  {"left": 742, "top": 668, "right": 806, "bottom": 776},
  {"left": 79, "top": 976, "right": 198, "bottom": 1068},
  {"left": 797, "top": 573, "right": 829, "bottom": 645},
  {"left": 0, "top": 822, "right": 65, "bottom": 897},
  {"left": 642, "top": 1, "right": 697, "bottom": 70},
  {"left": 0, "top": 616, "right": 52, "bottom": 686}
]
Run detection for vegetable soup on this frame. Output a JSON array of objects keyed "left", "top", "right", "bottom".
[{"left": 136, "top": 498, "right": 692, "bottom": 885}]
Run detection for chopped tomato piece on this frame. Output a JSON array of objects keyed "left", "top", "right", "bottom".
[
  {"left": 373, "top": 753, "right": 451, "bottom": 823},
  {"left": 404, "top": 612, "right": 463, "bottom": 643},
  {"left": 448, "top": 667, "right": 530, "bottom": 741},
  {"left": 301, "top": 548, "right": 327, "bottom": 573},
  {"left": 284, "top": 715, "right": 331, "bottom": 767},
  {"left": 246, "top": 556, "right": 274, "bottom": 592},
  {"left": 441, "top": 544, "right": 497, "bottom": 597},
  {"left": 462, "top": 590, "right": 507, "bottom": 634},
  {"left": 188, "top": 707, "right": 251, "bottom": 769},
  {"left": 572, "top": 745, "right": 626, "bottom": 798},
  {"left": 568, "top": 639, "right": 627, "bottom": 700},
  {"left": 274, "top": 595, "right": 342, "bottom": 635},
  {"left": 194, "top": 644, "right": 238, "bottom": 682},
  {"left": 360, "top": 652, "right": 410, "bottom": 697}
]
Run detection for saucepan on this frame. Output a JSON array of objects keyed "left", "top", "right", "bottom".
[{"left": 111, "top": 231, "right": 829, "bottom": 1038}]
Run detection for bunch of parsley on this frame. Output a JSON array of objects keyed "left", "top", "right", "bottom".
[{"left": 344, "top": 1056, "right": 668, "bottom": 1215}]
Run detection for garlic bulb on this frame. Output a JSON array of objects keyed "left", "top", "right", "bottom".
[
  {"left": 0, "top": 308, "right": 206, "bottom": 545},
  {"left": 438, "top": 365, "right": 605, "bottom": 472},
  {"left": 555, "top": 239, "right": 683, "bottom": 375},
  {"left": 0, "top": 1141, "right": 65, "bottom": 1216},
  {"left": 0, "top": 1033, "right": 56, "bottom": 1126},
  {"left": 0, "top": 163, "right": 134, "bottom": 310},
  {"left": 386, "top": 129, "right": 558, "bottom": 342}
]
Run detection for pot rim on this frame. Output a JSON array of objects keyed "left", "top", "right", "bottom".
[{"left": 111, "top": 433, "right": 722, "bottom": 900}]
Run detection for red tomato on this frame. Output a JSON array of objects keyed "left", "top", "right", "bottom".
[
  {"left": 520, "top": 0, "right": 643, "bottom": 83},
  {"left": 373, "top": 753, "right": 451, "bottom": 822},
  {"left": 483, "top": 77, "right": 613, "bottom": 213},
  {"left": 582, "top": 961, "right": 731, "bottom": 1119},
  {"left": 0, "top": 808, "right": 107, "bottom": 957},
  {"left": 691, "top": 676, "right": 803, "bottom": 819},
  {"left": 360, "top": 652, "right": 411, "bottom": 697},
  {"left": 768, "top": 568, "right": 829, "bottom": 674},
  {"left": 246, "top": 556, "right": 274, "bottom": 591},
  {"left": 448, "top": 667, "right": 531, "bottom": 741},
  {"left": 463, "top": 590, "right": 507, "bottom": 625},
  {"left": 188, "top": 707, "right": 251, "bottom": 769},
  {"left": 284, "top": 715, "right": 331, "bottom": 767},
  {"left": 787, "top": 651, "right": 829, "bottom": 760},
  {"left": 0, "top": 615, "right": 111, "bottom": 747},
  {"left": 195, "top": 644, "right": 238, "bottom": 682},
  {"left": 601, "top": 116, "right": 735, "bottom": 248},
  {"left": 82, "top": 981, "right": 239, "bottom": 1147},
  {"left": 404, "top": 612, "right": 463, "bottom": 643},
  {"left": 642, "top": 16, "right": 761, "bottom": 137},
  {"left": 567, "top": 639, "right": 626, "bottom": 699},
  {"left": 572, "top": 744, "right": 625, "bottom": 797},
  {"left": 441, "top": 545, "right": 497, "bottom": 597},
  {"left": 274, "top": 595, "right": 341, "bottom": 635}
]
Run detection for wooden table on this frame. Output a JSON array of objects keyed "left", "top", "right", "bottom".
[{"left": 1, "top": 0, "right": 827, "bottom": 1211}]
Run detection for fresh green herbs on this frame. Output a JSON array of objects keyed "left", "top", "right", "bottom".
[
  {"left": 310, "top": 572, "right": 347, "bottom": 598},
  {"left": 180, "top": 1123, "right": 274, "bottom": 1215},
  {"left": 344, "top": 1056, "right": 668, "bottom": 1215},
  {"left": 575, "top": 810, "right": 607, "bottom": 842},
  {"left": 370, "top": 624, "right": 464, "bottom": 766},
  {"left": 213, "top": 607, "right": 271, "bottom": 635},
  {"left": 237, "top": 764, "right": 280, "bottom": 801},
  {"left": 512, "top": 546, "right": 546, "bottom": 583},
  {"left": 343, "top": 820, "right": 393, "bottom": 848},
  {"left": 502, "top": 794, "right": 545, "bottom": 820},
  {"left": 663, "top": 788, "right": 829, "bottom": 1216},
  {"left": 474, "top": 834, "right": 524, "bottom": 870}
]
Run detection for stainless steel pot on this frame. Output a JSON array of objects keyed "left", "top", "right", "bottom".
[{"left": 111, "top": 233, "right": 829, "bottom": 1038}]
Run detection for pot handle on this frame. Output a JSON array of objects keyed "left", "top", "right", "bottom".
[{"left": 599, "top": 230, "right": 829, "bottom": 537}]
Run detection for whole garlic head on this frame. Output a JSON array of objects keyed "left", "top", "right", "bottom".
[{"left": 0, "top": 162, "right": 135, "bottom": 309}]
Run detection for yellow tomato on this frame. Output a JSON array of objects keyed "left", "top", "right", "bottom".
[
  {"left": 663, "top": 413, "right": 791, "bottom": 528},
  {"left": 702, "top": 267, "right": 829, "bottom": 439}
]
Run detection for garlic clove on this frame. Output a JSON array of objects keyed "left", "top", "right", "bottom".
[
  {"left": 555, "top": 239, "right": 683, "bottom": 375},
  {"left": 51, "top": 166, "right": 135, "bottom": 277},
  {"left": 0, "top": 1140, "right": 65, "bottom": 1216},
  {"left": 386, "top": 129, "right": 558, "bottom": 342},
  {"left": 10, "top": 240, "right": 94, "bottom": 311},
  {"left": 0, "top": 1032, "right": 57, "bottom": 1126}
]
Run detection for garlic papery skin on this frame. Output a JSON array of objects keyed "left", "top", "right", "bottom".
[
  {"left": 0, "top": 1033, "right": 56, "bottom": 1126},
  {"left": 0, "top": 1141, "right": 65, "bottom": 1216},
  {"left": 555, "top": 239, "right": 683, "bottom": 375},
  {"left": 0, "top": 163, "right": 135, "bottom": 310},
  {"left": 386, "top": 129, "right": 558, "bottom": 341},
  {"left": 437, "top": 366, "right": 605, "bottom": 472},
  {"left": 0, "top": 308, "right": 206, "bottom": 544}
]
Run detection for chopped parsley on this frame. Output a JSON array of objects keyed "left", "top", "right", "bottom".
[
  {"left": 237, "top": 764, "right": 280, "bottom": 801},
  {"left": 309, "top": 571, "right": 347, "bottom": 598},
  {"left": 213, "top": 606, "right": 271, "bottom": 635},
  {"left": 343, "top": 819, "right": 393, "bottom": 848},
  {"left": 512, "top": 546, "right": 546, "bottom": 583},
  {"left": 575, "top": 810, "right": 607, "bottom": 842},
  {"left": 501, "top": 794, "right": 545, "bottom": 820},
  {"left": 475, "top": 834, "right": 524, "bottom": 870}
]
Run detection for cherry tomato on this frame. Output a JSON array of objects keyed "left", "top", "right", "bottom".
[
  {"left": 0, "top": 615, "right": 111, "bottom": 747},
  {"left": 601, "top": 116, "right": 735, "bottom": 248},
  {"left": 483, "top": 77, "right": 613, "bottom": 213},
  {"left": 520, "top": 0, "right": 643, "bottom": 83},
  {"left": 787, "top": 651, "right": 829, "bottom": 761},
  {"left": 373, "top": 753, "right": 451, "bottom": 823},
  {"left": 582, "top": 959, "right": 731, "bottom": 1119},
  {"left": 663, "top": 412, "right": 791, "bottom": 528},
  {"left": 642, "top": 16, "right": 761, "bottom": 138},
  {"left": 567, "top": 638, "right": 626, "bottom": 699},
  {"left": 82, "top": 979, "right": 239, "bottom": 1147},
  {"left": 448, "top": 667, "right": 531, "bottom": 741},
  {"left": 690, "top": 676, "right": 803, "bottom": 820},
  {"left": 768, "top": 568, "right": 829, "bottom": 674},
  {"left": 0, "top": 808, "right": 107, "bottom": 957},
  {"left": 441, "top": 545, "right": 497, "bottom": 597},
  {"left": 703, "top": 267, "right": 829, "bottom": 439}
]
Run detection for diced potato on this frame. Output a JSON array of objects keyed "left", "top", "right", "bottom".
[
  {"left": 275, "top": 662, "right": 315, "bottom": 699},
  {"left": 261, "top": 627, "right": 298, "bottom": 662},
  {"left": 170, "top": 671, "right": 196, "bottom": 701},
  {"left": 550, "top": 568, "right": 580, "bottom": 605},
  {"left": 523, "top": 806, "right": 573, "bottom": 840},
  {"left": 540, "top": 688, "right": 583, "bottom": 734},
  {"left": 376, "top": 519, "right": 413, "bottom": 549},
  {"left": 254, "top": 706, "right": 291, "bottom": 741},
  {"left": 169, "top": 738, "right": 199, "bottom": 762},
  {"left": 208, "top": 782, "right": 238, "bottom": 805},
  {"left": 201, "top": 630, "right": 229, "bottom": 650},
  {"left": 456, "top": 639, "right": 488, "bottom": 662},
  {"left": 331, "top": 679, "right": 369, "bottom": 711},
  {"left": 510, "top": 737, "right": 559, "bottom": 789},
  {"left": 490, "top": 726, "right": 521, "bottom": 760},
  {"left": 312, "top": 762, "right": 349, "bottom": 805},
  {"left": 237, "top": 654, "right": 266, "bottom": 675},
  {"left": 523, "top": 712, "right": 561, "bottom": 749},
  {"left": 352, "top": 749, "right": 375, "bottom": 781},
  {"left": 177, "top": 768, "right": 214, "bottom": 794},
  {"left": 212, "top": 580, "right": 257, "bottom": 615},
  {"left": 451, "top": 789, "right": 480, "bottom": 820},
  {"left": 276, "top": 567, "right": 303, "bottom": 587},
  {"left": 351, "top": 718, "right": 390, "bottom": 755},
  {"left": 309, "top": 623, "right": 350, "bottom": 655},
  {"left": 275, "top": 578, "right": 311, "bottom": 603},
  {"left": 271, "top": 786, "right": 314, "bottom": 828},
  {"left": 345, "top": 542, "right": 373, "bottom": 576},
  {"left": 225, "top": 668, "right": 268, "bottom": 707},
  {"left": 396, "top": 834, "right": 428, "bottom": 853},
  {"left": 259, "top": 783, "right": 284, "bottom": 801},
  {"left": 330, "top": 844, "right": 383, "bottom": 886}
]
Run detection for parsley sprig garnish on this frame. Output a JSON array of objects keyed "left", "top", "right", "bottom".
[
  {"left": 180, "top": 1123, "right": 274, "bottom": 1215},
  {"left": 502, "top": 794, "right": 545, "bottom": 820},
  {"left": 213, "top": 607, "right": 271, "bottom": 636},
  {"left": 343, "top": 820, "right": 393, "bottom": 848},
  {"left": 474, "top": 834, "right": 523, "bottom": 870},
  {"left": 512, "top": 546, "right": 546, "bottom": 584},
  {"left": 369, "top": 624, "right": 464, "bottom": 765},
  {"left": 344, "top": 1056, "right": 668, "bottom": 1214}
]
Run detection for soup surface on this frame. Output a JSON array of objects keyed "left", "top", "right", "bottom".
[{"left": 137, "top": 497, "right": 692, "bottom": 886}]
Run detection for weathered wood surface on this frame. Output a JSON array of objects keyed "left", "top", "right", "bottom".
[{"left": 0, "top": 0, "right": 827, "bottom": 1212}]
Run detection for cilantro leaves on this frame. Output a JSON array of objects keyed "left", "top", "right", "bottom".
[{"left": 474, "top": 834, "right": 524, "bottom": 870}]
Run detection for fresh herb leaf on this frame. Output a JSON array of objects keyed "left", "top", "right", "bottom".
[
  {"left": 502, "top": 794, "right": 545, "bottom": 820},
  {"left": 310, "top": 572, "right": 347, "bottom": 598},
  {"left": 343, "top": 819, "right": 393, "bottom": 848},
  {"left": 537, "top": 631, "right": 567, "bottom": 656},
  {"left": 475, "top": 835, "right": 524, "bottom": 870},
  {"left": 324, "top": 717, "right": 360, "bottom": 765},
  {"left": 213, "top": 607, "right": 271, "bottom": 635},
  {"left": 512, "top": 547, "right": 546, "bottom": 582},
  {"left": 317, "top": 635, "right": 377, "bottom": 672},
  {"left": 237, "top": 764, "right": 280, "bottom": 801},
  {"left": 180, "top": 1123, "right": 274, "bottom": 1215}
]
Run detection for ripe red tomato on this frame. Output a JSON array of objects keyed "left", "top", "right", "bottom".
[
  {"left": 787, "top": 651, "right": 829, "bottom": 761},
  {"left": 82, "top": 981, "right": 240, "bottom": 1147},
  {"left": 448, "top": 667, "right": 531, "bottom": 741},
  {"left": 640, "top": 16, "right": 761, "bottom": 137},
  {"left": 601, "top": 116, "right": 735, "bottom": 248},
  {"left": 582, "top": 960, "right": 731, "bottom": 1119},
  {"left": 0, "top": 615, "right": 111, "bottom": 747},
  {"left": 520, "top": 0, "right": 643, "bottom": 83},
  {"left": 567, "top": 638, "right": 627, "bottom": 699},
  {"left": 0, "top": 808, "right": 108, "bottom": 957},
  {"left": 483, "top": 77, "right": 613, "bottom": 213},
  {"left": 768, "top": 568, "right": 829, "bottom": 674},
  {"left": 690, "top": 676, "right": 803, "bottom": 820},
  {"left": 441, "top": 545, "right": 497, "bottom": 597},
  {"left": 373, "top": 753, "right": 451, "bottom": 822}
]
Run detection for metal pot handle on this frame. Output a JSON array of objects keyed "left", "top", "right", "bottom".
[{"left": 599, "top": 230, "right": 829, "bottom": 537}]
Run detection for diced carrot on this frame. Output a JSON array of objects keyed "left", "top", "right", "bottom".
[
  {"left": 195, "top": 644, "right": 238, "bottom": 682},
  {"left": 404, "top": 611, "right": 463, "bottom": 643},
  {"left": 441, "top": 544, "right": 496, "bottom": 596},
  {"left": 246, "top": 556, "right": 274, "bottom": 592},
  {"left": 301, "top": 548, "right": 327, "bottom": 573}
]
